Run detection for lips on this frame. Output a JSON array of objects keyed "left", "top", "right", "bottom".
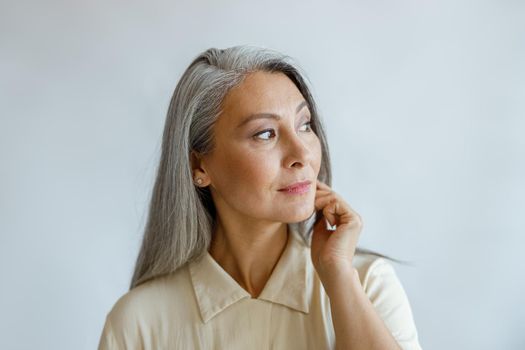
[{"left": 278, "top": 180, "right": 312, "bottom": 192}]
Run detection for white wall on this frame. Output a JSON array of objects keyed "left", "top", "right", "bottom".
[{"left": 1, "top": 0, "right": 524, "bottom": 349}]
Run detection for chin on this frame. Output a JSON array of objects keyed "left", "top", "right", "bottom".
[{"left": 282, "top": 206, "right": 315, "bottom": 224}]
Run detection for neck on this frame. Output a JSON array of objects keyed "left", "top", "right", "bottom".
[{"left": 208, "top": 218, "right": 289, "bottom": 298}]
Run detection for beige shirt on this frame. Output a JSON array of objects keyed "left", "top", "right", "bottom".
[{"left": 98, "top": 226, "right": 422, "bottom": 349}]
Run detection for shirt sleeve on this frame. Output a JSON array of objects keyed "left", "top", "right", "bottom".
[
  {"left": 362, "top": 258, "right": 423, "bottom": 350},
  {"left": 97, "top": 315, "right": 120, "bottom": 350}
]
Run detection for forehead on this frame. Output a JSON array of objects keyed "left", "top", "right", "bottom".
[{"left": 219, "top": 71, "right": 306, "bottom": 123}]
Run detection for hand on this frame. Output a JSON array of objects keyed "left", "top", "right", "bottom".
[{"left": 311, "top": 179, "right": 363, "bottom": 286}]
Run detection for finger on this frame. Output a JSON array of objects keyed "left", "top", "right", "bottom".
[
  {"left": 315, "top": 185, "right": 332, "bottom": 195},
  {"left": 314, "top": 190, "right": 333, "bottom": 200},
  {"left": 322, "top": 198, "right": 339, "bottom": 228},
  {"left": 314, "top": 189, "right": 340, "bottom": 203},
  {"left": 315, "top": 194, "right": 355, "bottom": 222},
  {"left": 314, "top": 194, "right": 339, "bottom": 212},
  {"left": 316, "top": 179, "right": 331, "bottom": 190},
  {"left": 313, "top": 196, "right": 337, "bottom": 227}
]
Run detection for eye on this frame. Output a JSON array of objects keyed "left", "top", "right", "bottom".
[
  {"left": 252, "top": 121, "right": 313, "bottom": 142},
  {"left": 299, "top": 121, "right": 313, "bottom": 132},
  {"left": 253, "top": 129, "right": 276, "bottom": 141}
]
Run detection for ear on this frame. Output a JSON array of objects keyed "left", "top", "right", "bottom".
[{"left": 190, "top": 150, "right": 210, "bottom": 187}]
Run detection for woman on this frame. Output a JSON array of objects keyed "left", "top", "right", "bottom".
[{"left": 98, "top": 45, "right": 422, "bottom": 350}]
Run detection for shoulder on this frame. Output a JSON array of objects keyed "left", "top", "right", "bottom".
[
  {"left": 352, "top": 254, "right": 423, "bottom": 349},
  {"left": 98, "top": 265, "right": 198, "bottom": 348},
  {"left": 352, "top": 253, "right": 410, "bottom": 310},
  {"left": 110, "top": 267, "right": 190, "bottom": 321},
  {"left": 352, "top": 253, "right": 397, "bottom": 290}
]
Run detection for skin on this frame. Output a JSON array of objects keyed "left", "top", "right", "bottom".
[
  {"left": 191, "top": 70, "right": 401, "bottom": 349},
  {"left": 191, "top": 70, "right": 322, "bottom": 298}
]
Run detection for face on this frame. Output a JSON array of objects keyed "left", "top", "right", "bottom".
[{"left": 192, "top": 71, "right": 322, "bottom": 225}]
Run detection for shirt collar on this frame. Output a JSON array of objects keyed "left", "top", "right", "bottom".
[{"left": 188, "top": 225, "right": 312, "bottom": 323}]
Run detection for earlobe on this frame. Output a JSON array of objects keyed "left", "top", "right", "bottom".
[
  {"left": 190, "top": 150, "right": 209, "bottom": 187},
  {"left": 192, "top": 170, "right": 209, "bottom": 187}
]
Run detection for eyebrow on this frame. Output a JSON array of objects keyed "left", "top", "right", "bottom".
[{"left": 236, "top": 100, "right": 309, "bottom": 129}]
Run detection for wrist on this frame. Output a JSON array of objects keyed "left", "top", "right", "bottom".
[{"left": 319, "top": 264, "right": 361, "bottom": 297}]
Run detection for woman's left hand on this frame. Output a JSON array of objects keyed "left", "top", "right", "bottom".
[{"left": 311, "top": 179, "right": 363, "bottom": 288}]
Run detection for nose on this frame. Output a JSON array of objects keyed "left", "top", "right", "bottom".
[{"left": 282, "top": 131, "right": 313, "bottom": 169}]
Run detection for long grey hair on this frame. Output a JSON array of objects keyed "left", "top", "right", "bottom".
[{"left": 130, "top": 45, "right": 404, "bottom": 290}]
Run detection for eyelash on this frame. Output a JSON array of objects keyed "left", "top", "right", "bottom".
[{"left": 253, "top": 121, "right": 313, "bottom": 141}]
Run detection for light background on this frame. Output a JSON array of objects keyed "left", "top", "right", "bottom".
[{"left": 1, "top": 0, "right": 524, "bottom": 349}]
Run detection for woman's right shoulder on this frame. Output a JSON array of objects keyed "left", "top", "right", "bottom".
[
  {"left": 104, "top": 264, "right": 195, "bottom": 326},
  {"left": 98, "top": 265, "right": 197, "bottom": 349},
  {"left": 98, "top": 265, "right": 200, "bottom": 350}
]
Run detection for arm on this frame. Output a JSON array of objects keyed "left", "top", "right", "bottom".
[
  {"left": 311, "top": 181, "right": 421, "bottom": 349},
  {"left": 325, "top": 266, "right": 402, "bottom": 350},
  {"left": 98, "top": 316, "right": 120, "bottom": 350}
]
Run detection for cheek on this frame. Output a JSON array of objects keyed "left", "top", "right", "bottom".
[
  {"left": 216, "top": 148, "right": 278, "bottom": 192},
  {"left": 310, "top": 136, "right": 323, "bottom": 173}
]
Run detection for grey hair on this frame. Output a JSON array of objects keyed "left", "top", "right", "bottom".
[{"left": 130, "top": 45, "right": 405, "bottom": 290}]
